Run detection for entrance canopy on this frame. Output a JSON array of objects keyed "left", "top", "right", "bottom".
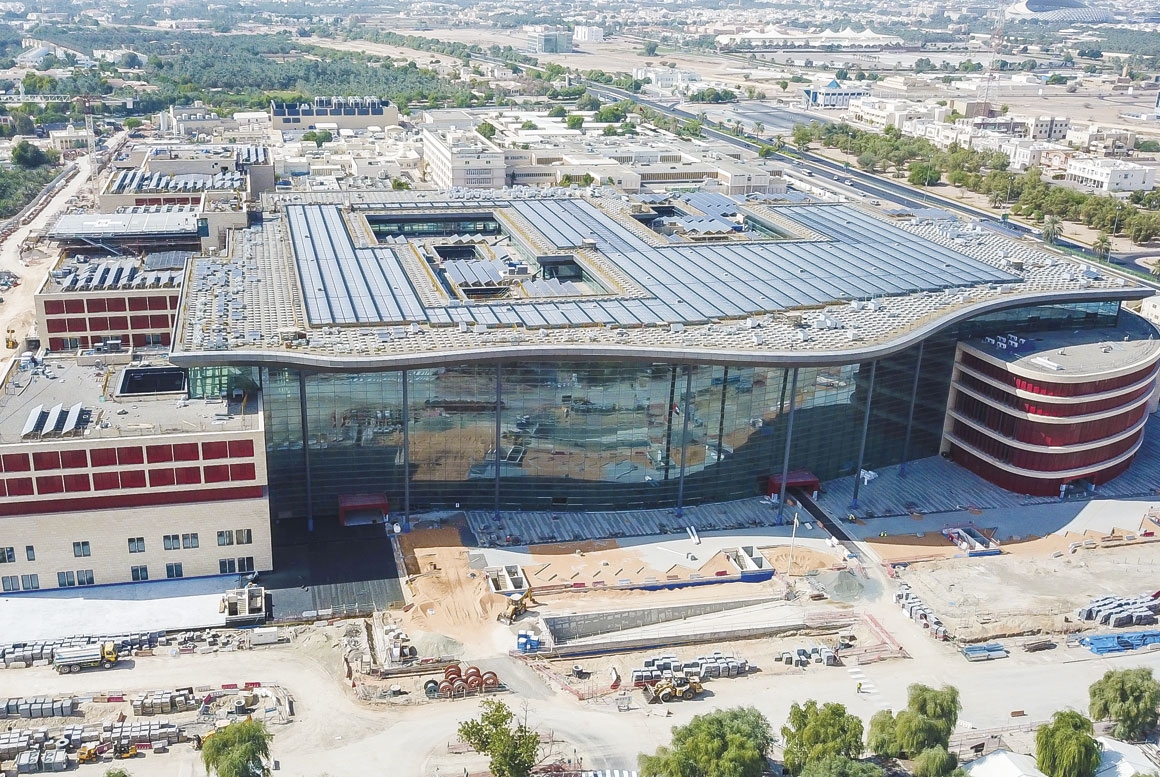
[
  {"left": 767, "top": 470, "right": 820, "bottom": 496},
  {"left": 338, "top": 493, "right": 390, "bottom": 527}
]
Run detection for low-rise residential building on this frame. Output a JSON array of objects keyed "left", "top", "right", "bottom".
[
  {"left": 1065, "top": 124, "right": 1136, "bottom": 156},
  {"left": 846, "top": 97, "right": 948, "bottom": 130},
  {"left": 1065, "top": 156, "right": 1156, "bottom": 192},
  {"left": 632, "top": 67, "right": 702, "bottom": 91},
  {"left": 572, "top": 26, "right": 604, "bottom": 43}
]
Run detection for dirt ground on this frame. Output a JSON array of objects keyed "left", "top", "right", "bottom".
[{"left": 894, "top": 539, "right": 1160, "bottom": 641}]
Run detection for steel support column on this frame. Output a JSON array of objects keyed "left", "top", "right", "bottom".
[
  {"left": 899, "top": 343, "right": 925, "bottom": 478},
  {"left": 675, "top": 367, "right": 694, "bottom": 519},
  {"left": 494, "top": 365, "right": 502, "bottom": 520},
  {"left": 298, "top": 371, "right": 313, "bottom": 532},
  {"left": 402, "top": 369, "right": 410, "bottom": 521},
  {"left": 776, "top": 368, "right": 799, "bottom": 524},
  {"left": 851, "top": 361, "right": 878, "bottom": 509}
]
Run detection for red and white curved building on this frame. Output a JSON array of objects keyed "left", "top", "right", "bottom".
[{"left": 944, "top": 312, "right": 1160, "bottom": 496}]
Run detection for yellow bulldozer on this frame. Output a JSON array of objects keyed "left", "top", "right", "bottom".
[
  {"left": 496, "top": 589, "right": 538, "bottom": 625},
  {"left": 643, "top": 676, "right": 704, "bottom": 704}
]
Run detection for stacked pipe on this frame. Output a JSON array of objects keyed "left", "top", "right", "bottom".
[{"left": 425, "top": 665, "right": 500, "bottom": 698}]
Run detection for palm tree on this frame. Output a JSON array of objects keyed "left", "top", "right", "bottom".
[
  {"left": 1042, "top": 215, "right": 1063, "bottom": 245},
  {"left": 1152, "top": 260, "right": 1160, "bottom": 278},
  {"left": 1093, "top": 231, "right": 1111, "bottom": 261},
  {"left": 988, "top": 189, "right": 1006, "bottom": 208},
  {"left": 753, "top": 121, "right": 765, "bottom": 137}
]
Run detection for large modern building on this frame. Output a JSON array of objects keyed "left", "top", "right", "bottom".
[
  {"left": 163, "top": 190, "right": 1158, "bottom": 517},
  {"left": 4, "top": 188, "right": 1158, "bottom": 591}
]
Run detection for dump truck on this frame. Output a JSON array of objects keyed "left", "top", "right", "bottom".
[
  {"left": 497, "top": 589, "right": 538, "bottom": 625},
  {"left": 53, "top": 642, "right": 119, "bottom": 673},
  {"left": 643, "top": 677, "right": 704, "bottom": 703}
]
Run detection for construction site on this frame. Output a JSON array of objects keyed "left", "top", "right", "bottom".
[{"left": 7, "top": 491, "right": 1160, "bottom": 776}]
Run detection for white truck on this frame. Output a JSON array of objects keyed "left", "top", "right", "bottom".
[{"left": 53, "top": 642, "right": 119, "bottom": 673}]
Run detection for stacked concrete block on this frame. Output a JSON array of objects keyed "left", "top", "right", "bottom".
[
  {"left": 101, "top": 719, "right": 180, "bottom": 746},
  {"left": 132, "top": 690, "right": 198, "bottom": 716},
  {"left": 0, "top": 730, "right": 32, "bottom": 759},
  {"left": 629, "top": 652, "right": 750, "bottom": 685},
  {"left": 3, "top": 696, "right": 76, "bottom": 719}
]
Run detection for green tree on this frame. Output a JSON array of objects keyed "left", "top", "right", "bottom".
[
  {"left": 123, "top": 117, "right": 143, "bottom": 130},
  {"left": 1089, "top": 668, "right": 1160, "bottom": 741},
  {"left": 866, "top": 711, "right": 902, "bottom": 759},
  {"left": 913, "top": 746, "right": 957, "bottom": 777},
  {"left": 520, "top": 120, "right": 537, "bottom": 130},
  {"left": 1036, "top": 711, "right": 1101, "bottom": 777},
  {"left": 200, "top": 719, "right": 271, "bottom": 777},
  {"left": 118, "top": 52, "right": 141, "bottom": 69},
  {"left": 566, "top": 115, "right": 584, "bottom": 130},
  {"left": 547, "top": 105, "right": 567, "bottom": 118},
  {"left": 908, "top": 162, "right": 941, "bottom": 186},
  {"left": 10, "top": 140, "right": 52, "bottom": 168},
  {"left": 801, "top": 756, "right": 884, "bottom": 777},
  {"left": 1093, "top": 231, "right": 1111, "bottom": 261},
  {"left": 1041, "top": 215, "right": 1063, "bottom": 245},
  {"left": 477, "top": 120, "right": 497, "bottom": 139},
  {"left": 639, "top": 707, "right": 772, "bottom": 777},
  {"left": 459, "top": 700, "right": 539, "bottom": 777},
  {"left": 792, "top": 125, "right": 813, "bottom": 152},
  {"left": 104, "top": 770, "right": 132, "bottom": 777},
  {"left": 643, "top": 41, "right": 659, "bottom": 57},
  {"left": 894, "top": 685, "right": 960, "bottom": 755},
  {"left": 301, "top": 129, "right": 333, "bottom": 148},
  {"left": 778, "top": 79, "right": 790, "bottom": 92},
  {"left": 781, "top": 701, "right": 864, "bottom": 776}
]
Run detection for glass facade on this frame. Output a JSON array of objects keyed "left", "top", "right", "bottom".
[{"left": 256, "top": 302, "right": 1122, "bottom": 521}]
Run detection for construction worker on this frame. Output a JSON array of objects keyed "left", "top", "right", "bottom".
[{"left": 857, "top": 682, "right": 863, "bottom": 693}]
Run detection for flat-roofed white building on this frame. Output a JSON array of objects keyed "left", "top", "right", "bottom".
[{"left": 1065, "top": 156, "right": 1156, "bottom": 192}]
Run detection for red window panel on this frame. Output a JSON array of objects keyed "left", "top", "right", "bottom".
[
  {"left": 149, "top": 468, "right": 176, "bottom": 487},
  {"left": 60, "top": 449, "right": 88, "bottom": 469},
  {"left": 202, "top": 441, "right": 229, "bottom": 459},
  {"left": 203, "top": 464, "right": 230, "bottom": 483},
  {"left": 46, "top": 319, "right": 68, "bottom": 334},
  {"left": 85, "top": 298, "right": 107, "bottom": 313},
  {"left": 48, "top": 338, "right": 64, "bottom": 350},
  {"left": 148, "top": 295, "right": 168, "bottom": 310},
  {"left": 0, "top": 480, "right": 5, "bottom": 497},
  {"left": 120, "top": 470, "right": 147, "bottom": 489},
  {"left": 88, "top": 317, "right": 109, "bottom": 332},
  {"left": 131, "top": 334, "right": 147, "bottom": 348},
  {"left": 130, "top": 315, "right": 151, "bottom": 330},
  {"left": 63, "top": 473, "right": 91, "bottom": 492},
  {"left": 106, "top": 299, "right": 126, "bottom": 312},
  {"left": 175, "top": 466, "right": 202, "bottom": 485},
  {"left": 36, "top": 475, "right": 64, "bottom": 494},
  {"left": 92, "top": 472, "right": 119, "bottom": 490},
  {"left": 2, "top": 453, "right": 30, "bottom": 472},
  {"left": 229, "top": 463, "right": 256, "bottom": 481},
  {"left": 66, "top": 318, "right": 86, "bottom": 333},
  {"left": 44, "top": 299, "right": 65, "bottom": 315},
  {"left": 228, "top": 439, "right": 255, "bottom": 458},
  {"left": 168, "top": 295, "right": 179, "bottom": 310},
  {"left": 128, "top": 297, "right": 149, "bottom": 311},
  {"left": 64, "top": 298, "right": 85, "bottom": 314},
  {"left": 146, "top": 444, "right": 173, "bottom": 463},
  {"left": 6, "top": 477, "right": 34, "bottom": 496},
  {"left": 117, "top": 447, "right": 144, "bottom": 465},
  {"left": 172, "top": 443, "right": 199, "bottom": 462},
  {"left": 32, "top": 451, "right": 61, "bottom": 470},
  {"left": 149, "top": 314, "right": 170, "bottom": 329},
  {"left": 108, "top": 315, "right": 128, "bottom": 330},
  {"left": 90, "top": 448, "right": 117, "bottom": 467},
  {"left": 160, "top": 333, "right": 172, "bottom": 346}
]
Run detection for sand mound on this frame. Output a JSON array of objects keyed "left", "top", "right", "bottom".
[{"left": 409, "top": 630, "right": 464, "bottom": 659}]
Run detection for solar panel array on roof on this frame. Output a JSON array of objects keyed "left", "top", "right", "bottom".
[
  {"left": 287, "top": 200, "right": 1022, "bottom": 329},
  {"left": 289, "top": 206, "right": 427, "bottom": 325},
  {"left": 143, "top": 251, "right": 193, "bottom": 271}
]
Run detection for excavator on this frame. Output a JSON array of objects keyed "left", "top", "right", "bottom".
[{"left": 496, "top": 589, "right": 538, "bottom": 625}]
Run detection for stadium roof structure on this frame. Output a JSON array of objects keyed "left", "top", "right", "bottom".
[{"left": 170, "top": 190, "right": 1152, "bottom": 370}]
